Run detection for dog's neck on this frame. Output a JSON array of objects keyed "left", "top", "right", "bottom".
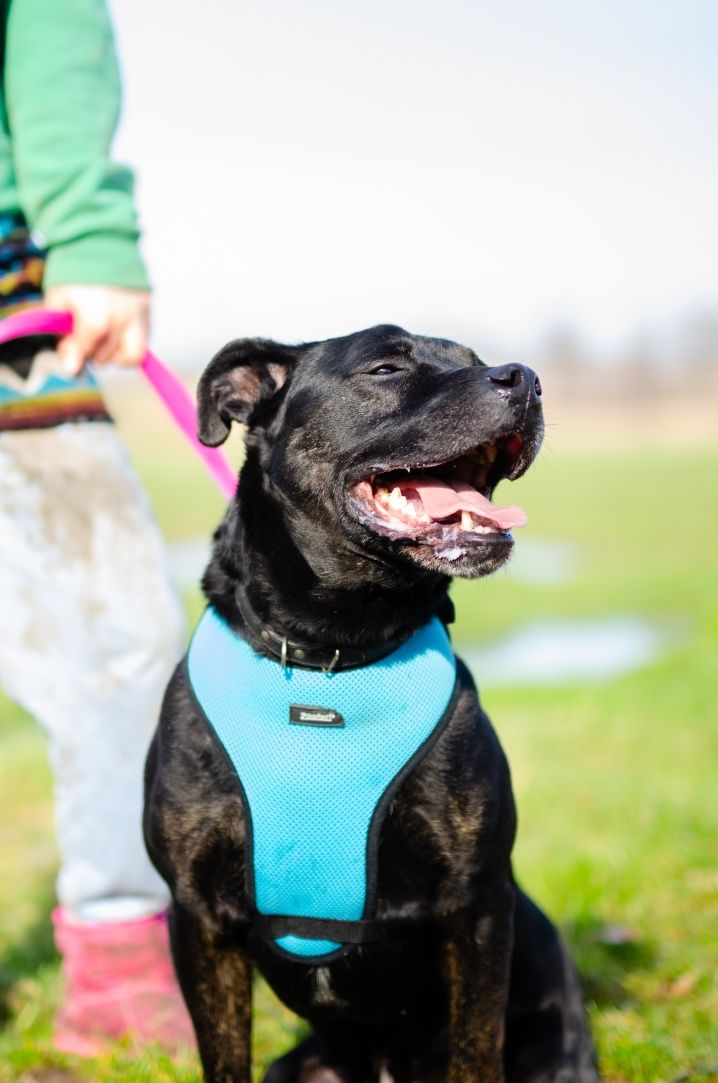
[{"left": 202, "top": 487, "right": 452, "bottom": 660}]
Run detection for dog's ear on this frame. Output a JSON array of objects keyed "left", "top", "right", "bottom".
[{"left": 197, "top": 338, "right": 303, "bottom": 447}]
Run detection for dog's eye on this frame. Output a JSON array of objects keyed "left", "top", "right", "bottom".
[{"left": 369, "top": 363, "right": 401, "bottom": 376}]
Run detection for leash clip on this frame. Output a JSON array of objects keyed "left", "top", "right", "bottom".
[
  {"left": 280, "top": 636, "right": 289, "bottom": 670},
  {"left": 323, "top": 649, "right": 340, "bottom": 675}
]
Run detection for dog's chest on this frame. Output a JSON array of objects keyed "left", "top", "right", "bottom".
[{"left": 186, "top": 608, "right": 457, "bottom": 961}]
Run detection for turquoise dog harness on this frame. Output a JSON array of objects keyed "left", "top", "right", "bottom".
[{"left": 186, "top": 607, "right": 458, "bottom": 962}]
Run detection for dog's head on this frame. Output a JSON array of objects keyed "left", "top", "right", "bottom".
[{"left": 197, "top": 324, "right": 543, "bottom": 580}]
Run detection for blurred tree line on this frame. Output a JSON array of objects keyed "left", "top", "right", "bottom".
[{"left": 539, "top": 309, "right": 718, "bottom": 403}]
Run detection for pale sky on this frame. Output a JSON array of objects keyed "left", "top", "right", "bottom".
[{"left": 111, "top": 0, "right": 718, "bottom": 367}]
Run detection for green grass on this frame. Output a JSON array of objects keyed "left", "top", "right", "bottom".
[{"left": 0, "top": 416, "right": 716, "bottom": 1082}]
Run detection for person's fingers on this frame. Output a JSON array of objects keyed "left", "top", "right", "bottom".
[
  {"left": 43, "top": 285, "right": 151, "bottom": 371},
  {"left": 93, "top": 329, "right": 122, "bottom": 366},
  {"left": 45, "top": 286, "right": 109, "bottom": 371},
  {"left": 56, "top": 329, "right": 110, "bottom": 375},
  {"left": 114, "top": 316, "right": 148, "bottom": 366},
  {"left": 55, "top": 336, "right": 83, "bottom": 377}
]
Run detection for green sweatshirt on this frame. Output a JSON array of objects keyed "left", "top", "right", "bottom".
[{"left": 0, "top": 0, "right": 149, "bottom": 291}]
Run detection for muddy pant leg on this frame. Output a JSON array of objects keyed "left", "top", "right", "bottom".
[{"left": 0, "top": 422, "right": 185, "bottom": 911}]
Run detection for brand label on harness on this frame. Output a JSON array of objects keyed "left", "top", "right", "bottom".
[{"left": 289, "top": 704, "right": 345, "bottom": 728}]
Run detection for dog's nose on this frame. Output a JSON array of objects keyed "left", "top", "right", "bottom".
[{"left": 487, "top": 363, "right": 542, "bottom": 405}]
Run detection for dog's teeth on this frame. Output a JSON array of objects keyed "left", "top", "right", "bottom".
[
  {"left": 388, "top": 487, "right": 407, "bottom": 510},
  {"left": 484, "top": 442, "right": 497, "bottom": 464},
  {"left": 461, "top": 510, "right": 474, "bottom": 531},
  {"left": 473, "top": 449, "right": 488, "bottom": 465}
]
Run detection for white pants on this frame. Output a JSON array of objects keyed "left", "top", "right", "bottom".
[{"left": 0, "top": 422, "right": 185, "bottom": 915}]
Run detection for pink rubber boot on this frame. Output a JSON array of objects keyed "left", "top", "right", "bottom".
[{"left": 53, "top": 907, "right": 196, "bottom": 1057}]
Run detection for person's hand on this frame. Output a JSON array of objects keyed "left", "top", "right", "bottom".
[{"left": 43, "top": 285, "right": 150, "bottom": 375}]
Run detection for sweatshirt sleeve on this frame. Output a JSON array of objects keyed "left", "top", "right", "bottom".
[{"left": 4, "top": 0, "right": 150, "bottom": 290}]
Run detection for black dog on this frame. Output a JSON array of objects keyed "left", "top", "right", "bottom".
[{"left": 144, "top": 325, "right": 599, "bottom": 1083}]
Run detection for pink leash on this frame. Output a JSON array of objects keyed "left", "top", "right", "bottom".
[{"left": 0, "top": 308, "right": 236, "bottom": 499}]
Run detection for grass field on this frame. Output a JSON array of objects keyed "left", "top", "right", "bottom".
[{"left": 0, "top": 393, "right": 716, "bottom": 1083}]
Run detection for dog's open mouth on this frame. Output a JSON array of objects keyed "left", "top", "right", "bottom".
[{"left": 348, "top": 433, "right": 527, "bottom": 545}]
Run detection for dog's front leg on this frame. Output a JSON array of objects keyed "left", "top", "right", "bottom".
[
  {"left": 442, "top": 885, "right": 515, "bottom": 1083},
  {"left": 170, "top": 904, "right": 252, "bottom": 1083}
]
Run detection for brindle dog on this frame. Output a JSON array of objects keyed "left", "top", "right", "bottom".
[{"left": 144, "top": 325, "right": 600, "bottom": 1083}]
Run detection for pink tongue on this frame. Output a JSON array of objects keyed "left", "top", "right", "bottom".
[{"left": 404, "top": 477, "right": 527, "bottom": 530}]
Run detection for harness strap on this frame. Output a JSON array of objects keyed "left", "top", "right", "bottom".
[{"left": 253, "top": 913, "right": 387, "bottom": 945}]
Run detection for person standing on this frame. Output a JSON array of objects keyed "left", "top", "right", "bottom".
[{"left": 0, "top": 0, "right": 194, "bottom": 1055}]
